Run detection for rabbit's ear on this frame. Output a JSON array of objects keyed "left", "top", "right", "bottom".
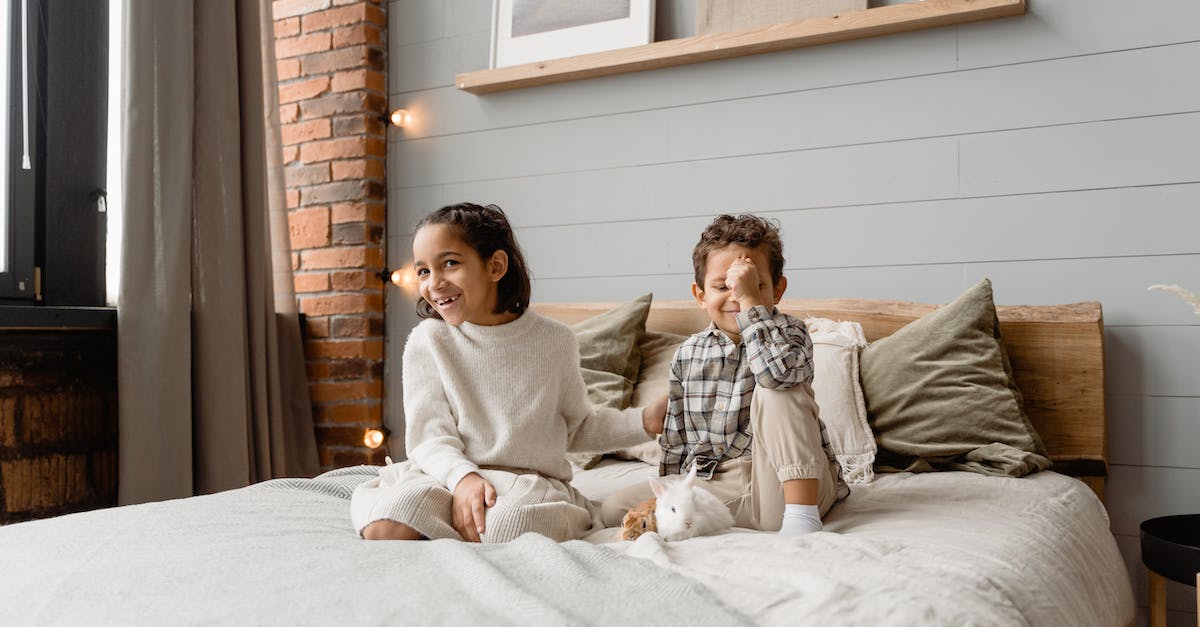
[
  {"left": 684, "top": 463, "right": 698, "bottom": 487},
  {"left": 649, "top": 477, "right": 668, "bottom": 499}
]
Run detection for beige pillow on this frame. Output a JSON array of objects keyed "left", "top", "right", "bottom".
[
  {"left": 629, "top": 331, "right": 686, "bottom": 408},
  {"left": 612, "top": 331, "right": 687, "bottom": 466},
  {"left": 859, "top": 279, "right": 1051, "bottom": 477},
  {"left": 805, "top": 317, "right": 875, "bottom": 485},
  {"left": 567, "top": 293, "right": 653, "bottom": 469}
]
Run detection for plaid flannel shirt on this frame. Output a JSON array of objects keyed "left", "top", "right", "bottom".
[{"left": 659, "top": 305, "right": 830, "bottom": 479}]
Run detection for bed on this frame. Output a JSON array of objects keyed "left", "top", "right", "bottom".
[{"left": 0, "top": 289, "right": 1136, "bottom": 626}]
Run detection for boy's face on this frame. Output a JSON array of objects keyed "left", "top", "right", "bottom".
[{"left": 692, "top": 244, "right": 786, "bottom": 343}]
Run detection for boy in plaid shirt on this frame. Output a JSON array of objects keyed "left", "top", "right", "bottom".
[{"left": 602, "top": 214, "right": 847, "bottom": 536}]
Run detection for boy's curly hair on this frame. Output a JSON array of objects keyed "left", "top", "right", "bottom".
[{"left": 692, "top": 214, "right": 785, "bottom": 286}]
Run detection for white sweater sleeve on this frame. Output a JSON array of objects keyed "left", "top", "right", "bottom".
[
  {"left": 559, "top": 334, "right": 651, "bottom": 454},
  {"left": 402, "top": 325, "right": 479, "bottom": 491}
]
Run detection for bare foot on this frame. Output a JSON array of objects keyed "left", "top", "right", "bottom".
[{"left": 361, "top": 520, "right": 425, "bottom": 541}]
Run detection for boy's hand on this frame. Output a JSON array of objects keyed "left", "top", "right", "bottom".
[
  {"left": 642, "top": 394, "right": 667, "bottom": 436},
  {"left": 726, "top": 256, "right": 765, "bottom": 309},
  {"left": 451, "top": 472, "right": 496, "bottom": 543}
]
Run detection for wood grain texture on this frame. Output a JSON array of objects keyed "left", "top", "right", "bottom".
[
  {"left": 534, "top": 297, "right": 1107, "bottom": 498},
  {"left": 456, "top": 0, "right": 1025, "bottom": 94},
  {"left": 1150, "top": 571, "right": 1167, "bottom": 627}
]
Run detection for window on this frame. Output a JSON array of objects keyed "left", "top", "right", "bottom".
[
  {"left": 1, "top": 0, "right": 8, "bottom": 271},
  {"left": 0, "top": 0, "right": 109, "bottom": 307},
  {"left": 1, "top": 0, "right": 36, "bottom": 300},
  {"left": 105, "top": 0, "right": 121, "bottom": 305}
]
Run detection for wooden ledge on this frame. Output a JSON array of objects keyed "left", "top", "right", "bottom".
[
  {"left": 457, "top": 0, "right": 1026, "bottom": 94},
  {"left": 0, "top": 305, "right": 117, "bottom": 330}
]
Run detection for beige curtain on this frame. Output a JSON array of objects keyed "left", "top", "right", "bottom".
[{"left": 118, "top": 0, "right": 319, "bottom": 505}]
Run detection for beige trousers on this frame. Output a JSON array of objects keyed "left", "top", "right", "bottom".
[
  {"left": 351, "top": 460, "right": 595, "bottom": 542},
  {"left": 601, "top": 383, "right": 841, "bottom": 531}
]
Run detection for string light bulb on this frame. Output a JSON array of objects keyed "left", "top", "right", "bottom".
[
  {"left": 379, "top": 267, "right": 417, "bottom": 293},
  {"left": 363, "top": 428, "right": 386, "bottom": 449},
  {"left": 389, "top": 109, "right": 411, "bottom": 127}
]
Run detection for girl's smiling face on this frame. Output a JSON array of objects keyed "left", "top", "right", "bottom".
[{"left": 412, "top": 223, "right": 514, "bottom": 326}]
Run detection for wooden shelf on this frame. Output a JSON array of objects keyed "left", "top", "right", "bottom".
[{"left": 457, "top": 0, "right": 1025, "bottom": 94}]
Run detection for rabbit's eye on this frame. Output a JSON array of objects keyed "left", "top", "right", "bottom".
[
  {"left": 641, "top": 521, "right": 647, "bottom": 528},
  {"left": 671, "top": 506, "right": 676, "bottom": 513}
]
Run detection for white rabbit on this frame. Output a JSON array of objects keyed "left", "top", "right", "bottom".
[{"left": 650, "top": 463, "right": 734, "bottom": 541}]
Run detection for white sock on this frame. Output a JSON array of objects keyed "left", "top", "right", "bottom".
[{"left": 778, "top": 504, "right": 822, "bottom": 537}]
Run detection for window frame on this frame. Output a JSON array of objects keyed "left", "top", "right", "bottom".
[
  {"left": 1, "top": 0, "right": 38, "bottom": 302},
  {"left": 1, "top": 0, "right": 108, "bottom": 307}
]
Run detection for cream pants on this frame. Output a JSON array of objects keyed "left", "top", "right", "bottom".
[
  {"left": 351, "top": 461, "right": 595, "bottom": 542},
  {"left": 600, "top": 383, "right": 840, "bottom": 531}
]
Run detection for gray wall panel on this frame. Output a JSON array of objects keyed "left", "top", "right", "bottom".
[
  {"left": 1107, "top": 465, "right": 1200, "bottom": 537},
  {"left": 392, "top": 108, "right": 1200, "bottom": 191},
  {"left": 958, "top": 0, "right": 1200, "bottom": 69},
  {"left": 391, "top": 42, "right": 1200, "bottom": 183},
  {"left": 959, "top": 113, "right": 1200, "bottom": 196},
  {"left": 386, "top": 2, "right": 1200, "bottom": 622},
  {"left": 391, "top": 137, "right": 959, "bottom": 224},
  {"left": 1106, "top": 326, "right": 1200, "bottom": 397},
  {"left": 1109, "top": 395, "right": 1200, "bottom": 469},
  {"left": 389, "top": 0, "right": 445, "bottom": 46},
  {"left": 389, "top": 31, "right": 490, "bottom": 94},
  {"left": 965, "top": 255, "right": 1200, "bottom": 326}
]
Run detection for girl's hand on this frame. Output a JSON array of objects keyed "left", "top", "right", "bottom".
[
  {"left": 451, "top": 472, "right": 496, "bottom": 542},
  {"left": 726, "top": 256, "right": 764, "bottom": 309},
  {"left": 642, "top": 394, "right": 667, "bottom": 436}
]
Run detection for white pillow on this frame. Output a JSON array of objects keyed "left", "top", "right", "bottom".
[{"left": 805, "top": 317, "right": 875, "bottom": 484}]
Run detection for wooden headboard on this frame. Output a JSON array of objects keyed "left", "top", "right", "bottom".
[{"left": 534, "top": 298, "right": 1108, "bottom": 500}]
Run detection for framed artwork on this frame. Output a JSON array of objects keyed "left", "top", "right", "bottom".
[{"left": 490, "top": 0, "right": 655, "bottom": 69}]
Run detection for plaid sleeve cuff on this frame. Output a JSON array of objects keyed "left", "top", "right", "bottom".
[{"left": 736, "top": 304, "right": 772, "bottom": 329}]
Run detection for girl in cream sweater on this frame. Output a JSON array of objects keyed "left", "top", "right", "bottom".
[{"left": 352, "top": 203, "right": 666, "bottom": 543}]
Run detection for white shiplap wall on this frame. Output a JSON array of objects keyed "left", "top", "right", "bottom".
[{"left": 385, "top": 1, "right": 1199, "bottom": 622}]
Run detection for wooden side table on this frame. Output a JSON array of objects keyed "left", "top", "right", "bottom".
[{"left": 1140, "top": 515, "right": 1200, "bottom": 627}]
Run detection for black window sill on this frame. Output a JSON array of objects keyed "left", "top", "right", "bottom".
[{"left": 0, "top": 305, "right": 117, "bottom": 330}]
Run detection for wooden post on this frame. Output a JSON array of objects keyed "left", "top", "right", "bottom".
[{"left": 1148, "top": 570, "right": 1166, "bottom": 627}]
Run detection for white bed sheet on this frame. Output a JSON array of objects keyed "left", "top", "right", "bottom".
[
  {"left": 574, "top": 459, "right": 1136, "bottom": 627},
  {"left": 0, "top": 461, "right": 1134, "bottom": 626},
  {"left": 0, "top": 467, "right": 751, "bottom": 626}
]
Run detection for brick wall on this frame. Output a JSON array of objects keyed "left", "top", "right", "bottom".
[
  {"left": 273, "top": 0, "right": 388, "bottom": 470},
  {"left": 0, "top": 330, "right": 117, "bottom": 524}
]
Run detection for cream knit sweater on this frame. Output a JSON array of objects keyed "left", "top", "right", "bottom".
[{"left": 402, "top": 310, "right": 650, "bottom": 492}]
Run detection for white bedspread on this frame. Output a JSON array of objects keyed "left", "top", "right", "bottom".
[
  {"left": 578, "top": 461, "right": 1135, "bottom": 626},
  {"left": 0, "top": 464, "right": 1134, "bottom": 626},
  {"left": 0, "top": 467, "right": 749, "bottom": 626}
]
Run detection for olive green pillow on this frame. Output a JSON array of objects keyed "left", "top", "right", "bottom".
[
  {"left": 566, "top": 293, "right": 652, "bottom": 469},
  {"left": 859, "top": 279, "right": 1051, "bottom": 477}
]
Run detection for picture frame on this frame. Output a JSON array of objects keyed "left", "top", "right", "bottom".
[{"left": 490, "top": 0, "right": 655, "bottom": 69}]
